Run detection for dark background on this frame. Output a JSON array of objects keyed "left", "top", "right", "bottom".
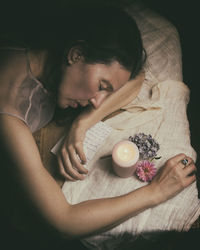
[{"left": 0, "top": 0, "right": 199, "bottom": 249}]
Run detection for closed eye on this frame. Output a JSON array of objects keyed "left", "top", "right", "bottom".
[
  {"left": 98, "top": 80, "right": 113, "bottom": 92},
  {"left": 98, "top": 83, "right": 104, "bottom": 91}
]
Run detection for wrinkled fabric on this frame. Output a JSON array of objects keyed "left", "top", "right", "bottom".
[
  {"left": 62, "top": 79, "right": 200, "bottom": 250},
  {"left": 61, "top": 3, "right": 199, "bottom": 250},
  {"left": 125, "top": 1, "right": 183, "bottom": 84},
  {"left": 0, "top": 47, "right": 55, "bottom": 132}
]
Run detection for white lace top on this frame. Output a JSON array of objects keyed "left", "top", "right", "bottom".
[{"left": 0, "top": 47, "right": 56, "bottom": 132}]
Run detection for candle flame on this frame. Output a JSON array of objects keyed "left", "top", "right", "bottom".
[{"left": 116, "top": 144, "right": 136, "bottom": 162}]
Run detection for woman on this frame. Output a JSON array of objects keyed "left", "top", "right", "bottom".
[{"left": 0, "top": 3, "right": 196, "bottom": 243}]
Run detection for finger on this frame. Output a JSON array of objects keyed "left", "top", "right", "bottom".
[
  {"left": 60, "top": 146, "right": 84, "bottom": 180},
  {"left": 168, "top": 153, "right": 187, "bottom": 165},
  {"left": 75, "top": 143, "right": 87, "bottom": 164},
  {"left": 178, "top": 156, "right": 193, "bottom": 169},
  {"left": 69, "top": 150, "right": 88, "bottom": 175},
  {"left": 57, "top": 154, "right": 76, "bottom": 181},
  {"left": 61, "top": 149, "right": 85, "bottom": 180},
  {"left": 184, "top": 174, "right": 196, "bottom": 187},
  {"left": 67, "top": 145, "right": 88, "bottom": 174},
  {"left": 183, "top": 162, "right": 197, "bottom": 176}
]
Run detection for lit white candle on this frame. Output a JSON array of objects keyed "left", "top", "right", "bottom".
[{"left": 112, "top": 140, "right": 139, "bottom": 178}]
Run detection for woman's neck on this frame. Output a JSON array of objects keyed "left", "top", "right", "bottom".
[
  {"left": 28, "top": 49, "right": 48, "bottom": 81},
  {"left": 28, "top": 49, "right": 63, "bottom": 94}
]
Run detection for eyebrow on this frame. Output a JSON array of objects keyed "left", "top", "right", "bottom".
[{"left": 102, "top": 79, "right": 114, "bottom": 92}]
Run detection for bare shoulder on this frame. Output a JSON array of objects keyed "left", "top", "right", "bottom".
[
  {"left": 0, "top": 114, "right": 53, "bottom": 233},
  {"left": 0, "top": 113, "right": 70, "bottom": 235},
  {"left": 0, "top": 113, "right": 28, "bottom": 133}
]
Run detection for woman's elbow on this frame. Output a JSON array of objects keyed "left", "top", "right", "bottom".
[
  {"left": 54, "top": 224, "right": 84, "bottom": 241},
  {"left": 49, "top": 207, "right": 85, "bottom": 240}
]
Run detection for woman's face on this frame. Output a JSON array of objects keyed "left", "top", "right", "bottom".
[{"left": 57, "top": 57, "right": 131, "bottom": 109}]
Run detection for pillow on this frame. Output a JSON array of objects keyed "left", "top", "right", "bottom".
[{"left": 124, "top": 2, "right": 183, "bottom": 83}]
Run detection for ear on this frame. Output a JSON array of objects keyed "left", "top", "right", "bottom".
[{"left": 67, "top": 47, "right": 83, "bottom": 65}]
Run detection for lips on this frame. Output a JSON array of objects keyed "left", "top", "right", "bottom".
[
  {"left": 69, "top": 101, "right": 79, "bottom": 108},
  {"left": 68, "top": 100, "right": 88, "bottom": 108},
  {"left": 69, "top": 102, "right": 78, "bottom": 108}
]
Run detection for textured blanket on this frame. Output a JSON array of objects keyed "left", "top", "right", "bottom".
[
  {"left": 61, "top": 2, "right": 200, "bottom": 249},
  {"left": 62, "top": 79, "right": 200, "bottom": 249}
]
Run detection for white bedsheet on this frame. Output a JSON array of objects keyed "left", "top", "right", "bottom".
[
  {"left": 61, "top": 2, "right": 200, "bottom": 249},
  {"left": 61, "top": 79, "right": 200, "bottom": 249}
]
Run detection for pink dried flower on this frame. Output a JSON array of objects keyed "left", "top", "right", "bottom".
[{"left": 135, "top": 160, "right": 157, "bottom": 182}]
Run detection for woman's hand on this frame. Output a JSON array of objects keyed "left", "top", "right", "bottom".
[
  {"left": 149, "top": 153, "right": 197, "bottom": 205},
  {"left": 57, "top": 121, "right": 88, "bottom": 181},
  {"left": 56, "top": 72, "right": 144, "bottom": 181}
]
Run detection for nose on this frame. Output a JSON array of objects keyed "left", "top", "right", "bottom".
[{"left": 89, "top": 92, "right": 108, "bottom": 109}]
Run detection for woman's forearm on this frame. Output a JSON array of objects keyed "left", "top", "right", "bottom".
[
  {"left": 75, "top": 72, "right": 145, "bottom": 131},
  {"left": 0, "top": 115, "right": 157, "bottom": 239},
  {"left": 1, "top": 116, "right": 195, "bottom": 240},
  {"left": 63, "top": 184, "right": 156, "bottom": 238}
]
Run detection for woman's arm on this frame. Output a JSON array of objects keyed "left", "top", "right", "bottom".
[
  {"left": 0, "top": 114, "right": 195, "bottom": 239},
  {"left": 58, "top": 72, "right": 145, "bottom": 181}
]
